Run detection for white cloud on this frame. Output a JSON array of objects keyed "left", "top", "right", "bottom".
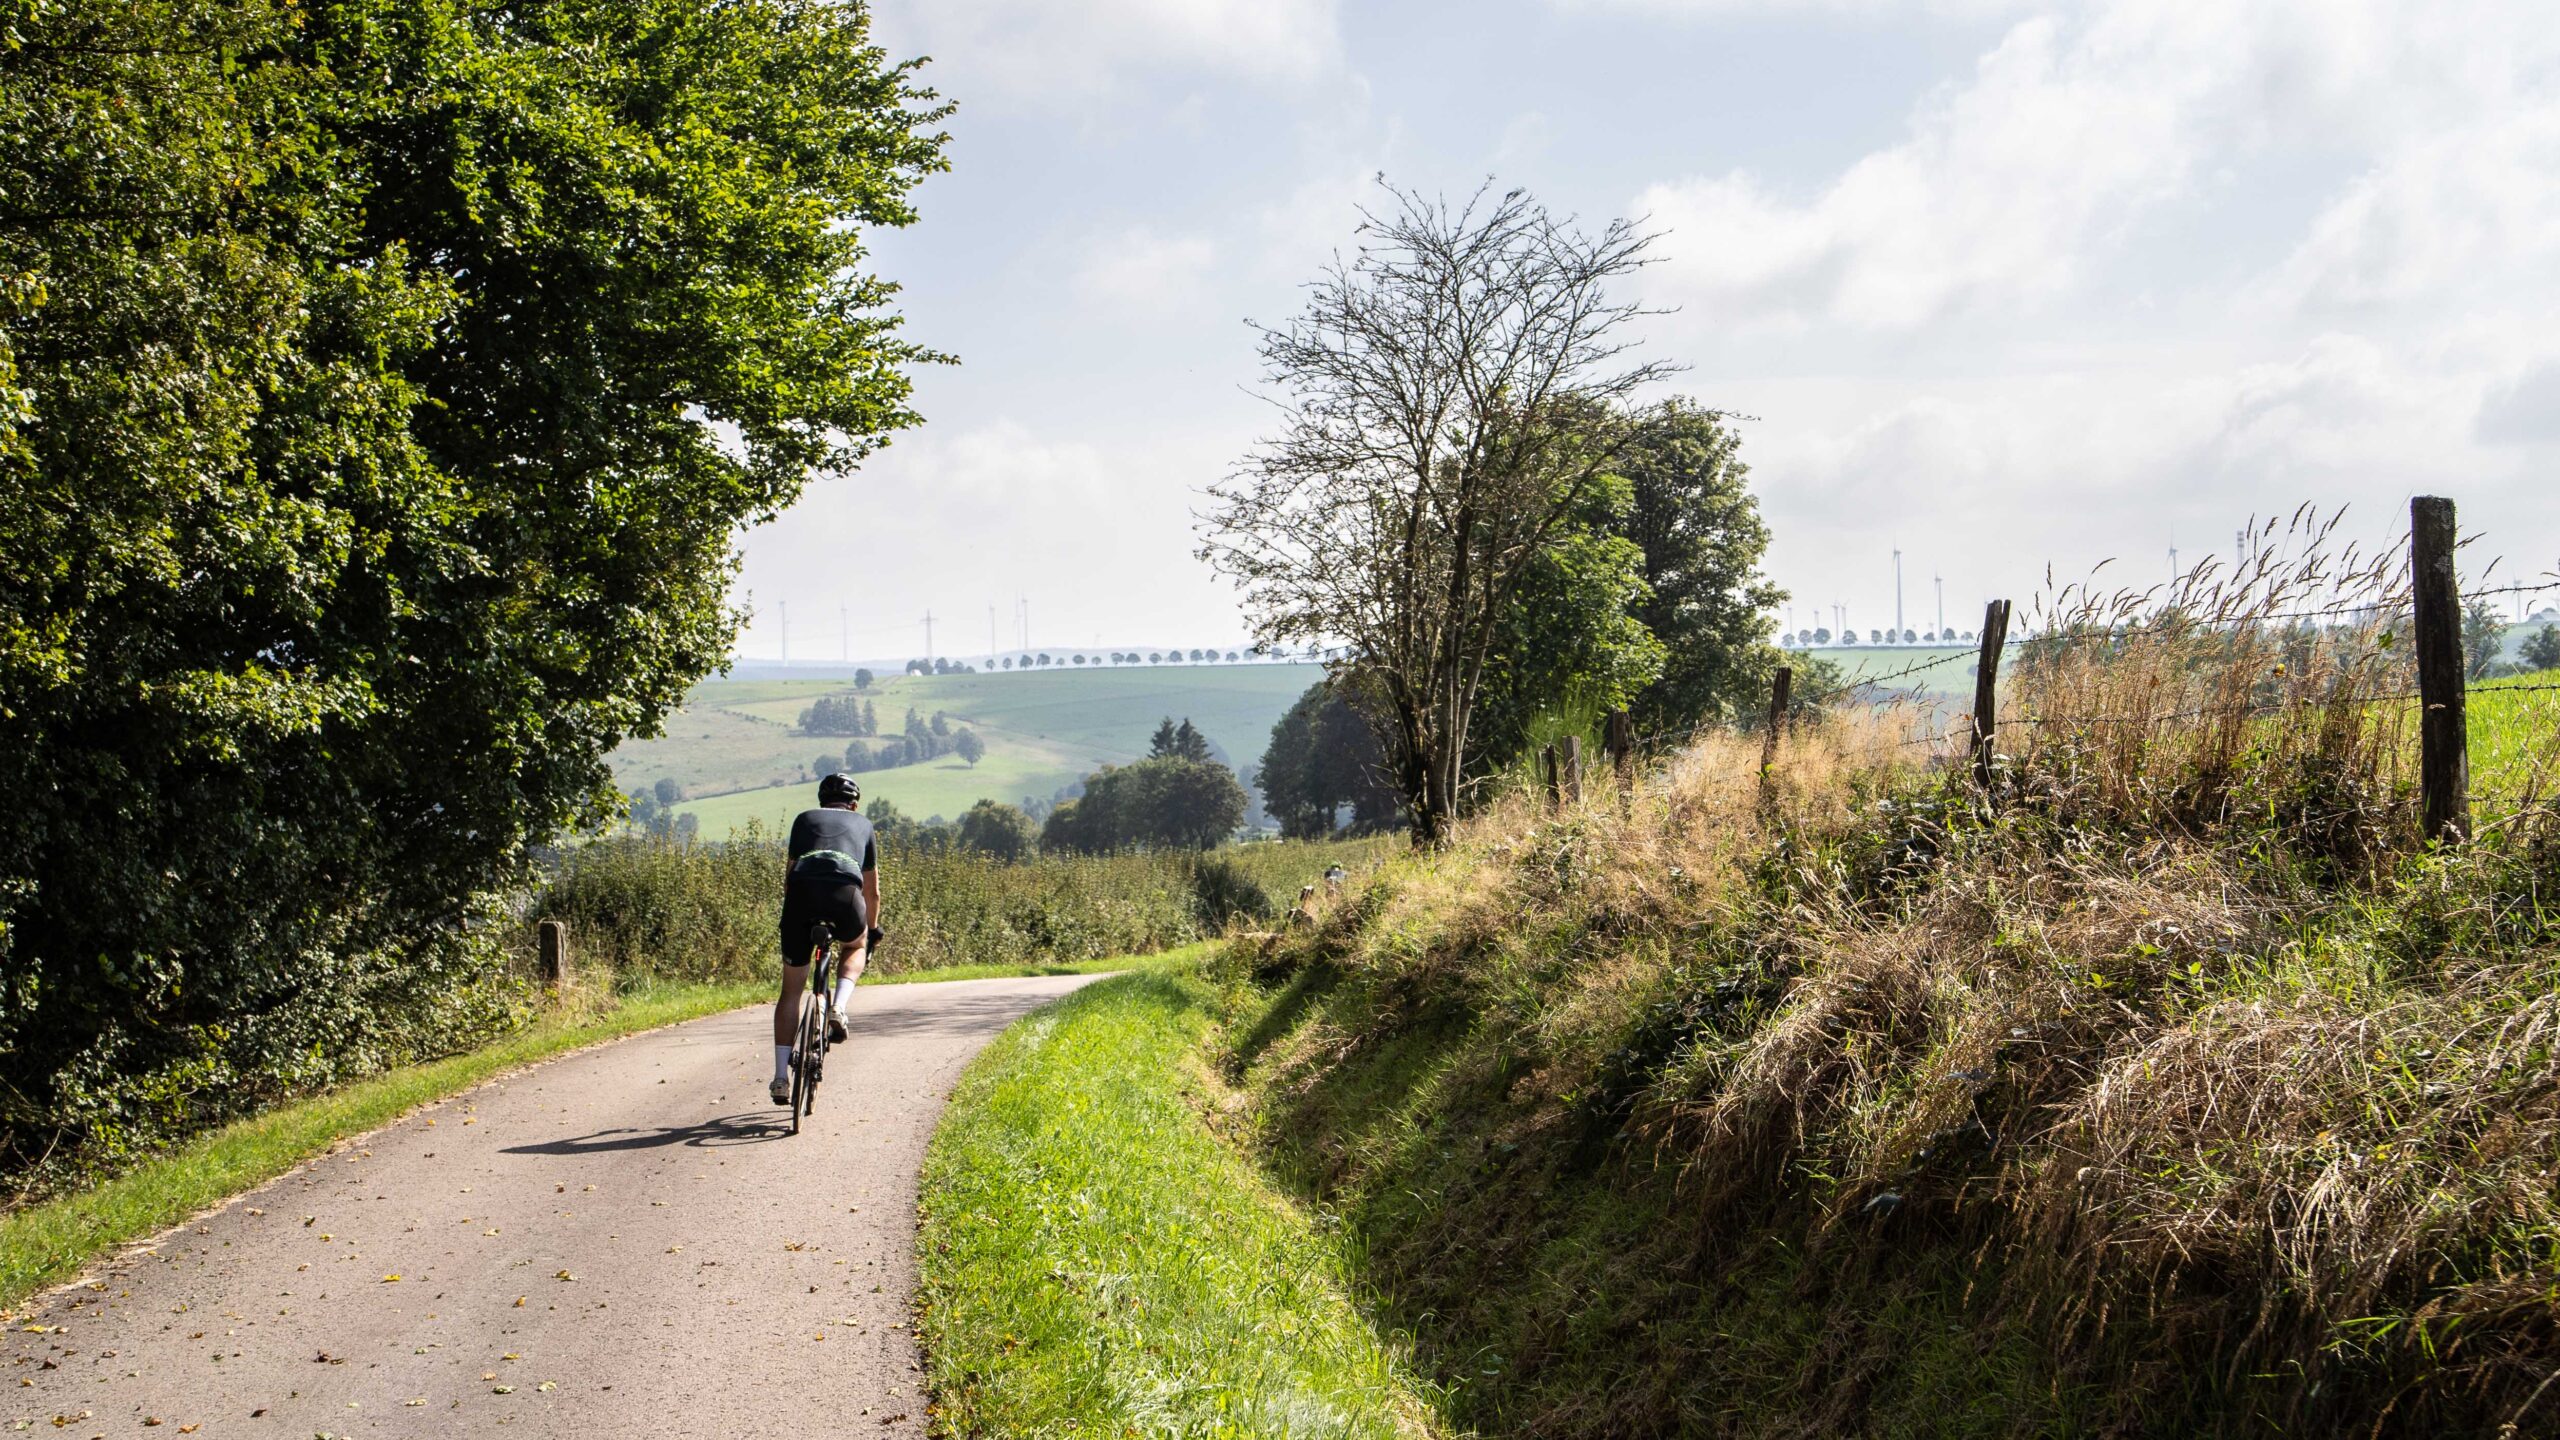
[
  {"left": 877, "top": 0, "right": 1341, "bottom": 105},
  {"left": 1634, "top": 1, "right": 2560, "bottom": 334},
  {"left": 1071, "top": 227, "right": 1220, "bottom": 313},
  {"left": 1553, "top": 0, "right": 2033, "bottom": 17}
]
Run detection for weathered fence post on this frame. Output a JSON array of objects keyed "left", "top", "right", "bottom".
[
  {"left": 1606, "top": 709, "right": 1635, "bottom": 800},
  {"left": 1560, "top": 735, "right": 1584, "bottom": 806},
  {"left": 2412, "top": 495, "right": 2469, "bottom": 843},
  {"left": 1541, "top": 743, "right": 1562, "bottom": 811},
  {"left": 537, "top": 919, "right": 569, "bottom": 988},
  {"left": 1971, "top": 600, "right": 2012, "bottom": 794},
  {"left": 1757, "top": 666, "right": 1792, "bottom": 817}
]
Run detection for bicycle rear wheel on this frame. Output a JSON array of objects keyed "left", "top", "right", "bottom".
[
  {"left": 795, "top": 989, "right": 822, "bottom": 1126},
  {"left": 785, "top": 989, "right": 811, "bottom": 1134}
]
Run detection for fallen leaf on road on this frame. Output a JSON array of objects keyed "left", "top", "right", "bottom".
[
  {"left": 553, "top": 1271, "right": 574, "bottom": 1282},
  {"left": 512, "top": 1297, "right": 526, "bottom": 1308},
  {"left": 492, "top": 1384, "right": 513, "bottom": 1394},
  {"left": 379, "top": 1275, "right": 400, "bottom": 1284},
  {"left": 537, "top": 1382, "right": 556, "bottom": 1393}
]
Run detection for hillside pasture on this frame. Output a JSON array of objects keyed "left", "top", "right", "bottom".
[{"left": 616, "top": 663, "right": 1324, "bottom": 833}]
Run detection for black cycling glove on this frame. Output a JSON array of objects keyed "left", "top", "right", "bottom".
[{"left": 866, "top": 924, "right": 885, "bottom": 951}]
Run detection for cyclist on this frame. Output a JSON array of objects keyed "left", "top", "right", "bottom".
[{"left": 770, "top": 772, "right": 881, "bottom": 1105}]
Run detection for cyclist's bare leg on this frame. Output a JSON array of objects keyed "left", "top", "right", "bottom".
[{"left": 773, "top": 961, "right": 810, "bottom": 1046}]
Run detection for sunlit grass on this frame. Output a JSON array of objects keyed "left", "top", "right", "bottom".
[{"left": 918, "top": 968, "right": 1449, "bottom": 1439}]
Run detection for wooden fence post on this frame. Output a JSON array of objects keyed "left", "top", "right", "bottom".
[
  {"left": 1541, "top": 743, "right": 1562, "bottom": 811},
  {"left": 2412, "top": 495, "right": 2469, "bottom": 843},
  {"left": 1971, "top": 600, "right": 2012, "bottom": 794},
  {"left": 1758, "top": 666, "right": 1792, "bottom": 816},
  {"left": 1560, "top": 735, "right": 1584, "bottom": 806},
  {"left": 1606, "top": 709, "right": 1635, "bottom": 798},
  {"left": 537, "top": 919, "right": 569, "bottom": 988}
]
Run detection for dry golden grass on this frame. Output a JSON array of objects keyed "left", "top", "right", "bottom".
[{"left": 1234, "top": 519, "right": 2560, "bottom": 1437}]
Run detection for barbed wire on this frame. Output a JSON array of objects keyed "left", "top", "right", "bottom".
[{"left": 1794, "top": 578, "right": 2560, "bottom": 660}]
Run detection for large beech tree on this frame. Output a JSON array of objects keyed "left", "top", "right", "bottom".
[{"left": 0, "top": 0, "right": 947, "bottom": 1165}]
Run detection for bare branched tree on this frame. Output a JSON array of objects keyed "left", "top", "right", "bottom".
[{"left": 1199, "top": 182, "right": 1676, "bottom": 844}]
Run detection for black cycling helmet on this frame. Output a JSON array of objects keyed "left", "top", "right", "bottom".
[{"left": 818, "top": 772, "right": 861, "bottom": 806}]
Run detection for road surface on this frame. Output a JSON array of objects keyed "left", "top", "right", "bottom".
[{"left": 6, "top": 972, "right": 1106, "bottom": 1438}]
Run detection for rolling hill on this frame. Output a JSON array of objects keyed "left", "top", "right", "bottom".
[{"left": 612, "top": 663, "right": 1324, "bottom": 833}]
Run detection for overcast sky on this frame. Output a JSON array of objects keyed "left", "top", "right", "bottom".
[{"left": 728, "top": 0, "right": 2560, "bottom": 662}]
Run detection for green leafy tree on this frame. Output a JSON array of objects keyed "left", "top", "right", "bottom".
[
  {"left": 854, "top": 668, "right": 874, "bottom": 691},
  {"left": 653, "top": 777, "right": 683, "bottom": 808},
  {"left": 2464, "top": 598, "right": 2512, "bottom": 680},
  {"left": 1611, "top": 402, "right": 1786, "bottom": 730},
  {"left": 1466, "top": 477, "right": 1666, "bottom": 779},
  {"left": 864, "top": 797, "right": 910, "bottom": 835},
  {"left": 0, "top": 0, "right": 949, "bottom": 1167},
  {"left": 952, "top": 727, "right": 985, "bottom": 766},
  {"left": 2521, "top": 624, "right": 2560, "bottom": 674},
  {"left": 1042, "top": 759, "right": 1245, "bottom": 852},
  {"left": 1258, "top": 681, "right": 1402, "bottom": 839},
  {"left": 955, "top": 799, "right": 1032, "bottom": 861}
]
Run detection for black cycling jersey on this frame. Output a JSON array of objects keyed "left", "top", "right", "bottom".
[{"left": 786, "top": 807, "right": 876, "bottom": 881}]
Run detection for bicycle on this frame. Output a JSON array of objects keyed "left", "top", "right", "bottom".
[{"left": 787, "top": 922, "right": 841, "bottom": 1135}]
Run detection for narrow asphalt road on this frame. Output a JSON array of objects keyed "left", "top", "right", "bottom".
[{"left": 6, "top": 972, "right": 1106, "bottom": 1439}]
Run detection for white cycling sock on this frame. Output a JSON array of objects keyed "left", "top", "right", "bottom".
[
  {"left": 772, "top": 1045, "right": 793, "bottom": 1083},
  {"left": 832, "top": 975, "right": 857, "bottom": 1013}
]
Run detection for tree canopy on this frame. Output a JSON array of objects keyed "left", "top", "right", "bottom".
[
  {"left": 1258, "top": 680, "right": 1404, "bottom": 840},
  {"left": 1041, "top": 758, "right": 1247, "bottom": 853},
  {"left": 0, "top": 0, "right": 948, "bottom": 1168}
]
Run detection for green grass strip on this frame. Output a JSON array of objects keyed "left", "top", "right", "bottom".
[
  {"left": 864, "top": 942, "right": 1213, "bottom": 987},
  {"left": 918, "top": 967, "right": 1448, "bottom": 1439},
  {"left": 0, "top": 978, "right": 765, "bottom": 1314}
]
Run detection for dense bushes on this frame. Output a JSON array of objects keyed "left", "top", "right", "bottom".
[
  {"left": 528, "top": 831, "right": 1387, "bottom": 983},
  {"left": 1221, "top": 569, "right": 2560, "bottom": 1436}
]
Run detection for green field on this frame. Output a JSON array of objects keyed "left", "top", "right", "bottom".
[
  {"left": 615, "top": 663, "right": 1323, "bottom": 831},
  {"left": 1811, "top": 644, "right": 1977, "bottom": 696}
]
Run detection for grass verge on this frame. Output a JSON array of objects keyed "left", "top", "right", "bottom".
[
  {"left": 0, "top": 978, "right": 764, "bottom": 1314},
  {"left": 861, "top": 942, "right": 1212, "bottom": 987},
  {"left": 917, "top": 967, "right": 1450, "bottom": 1439}
]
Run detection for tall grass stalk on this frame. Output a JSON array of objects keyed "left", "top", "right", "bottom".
[{"left": 1227, "top": 520, "right": 2560, "bottom": 1437}]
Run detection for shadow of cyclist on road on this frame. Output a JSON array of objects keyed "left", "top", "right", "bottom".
[{"left": 500, "top": 1111, "right": 791, "bottom": 1155}]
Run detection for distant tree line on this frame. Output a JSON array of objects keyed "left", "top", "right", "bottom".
[
  {"left": 800, "top": 693, "right": 880, "bottom": 736},
  {"left": 833, "top": 707, "right": 982, "bottom": 773}
]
